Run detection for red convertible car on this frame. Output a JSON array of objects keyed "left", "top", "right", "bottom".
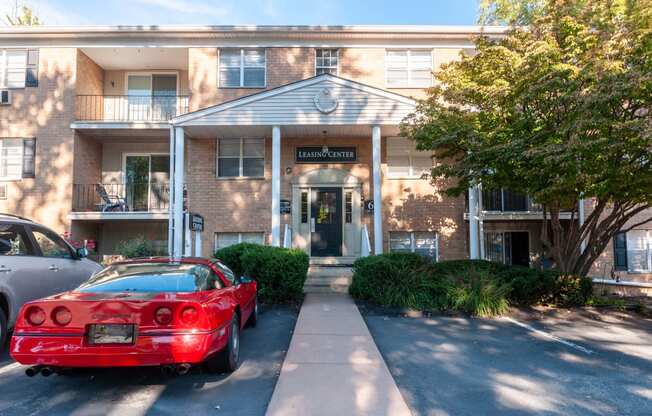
[{"left": 10, "top": 257, "right": 258, "bottom": 376}]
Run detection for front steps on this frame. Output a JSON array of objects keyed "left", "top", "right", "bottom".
[{"left": 304, "top": 264, "right": 353, "bottom": 294}]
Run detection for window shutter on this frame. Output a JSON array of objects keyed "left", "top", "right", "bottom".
[
  {"left": 22, "top": 138, "right": 35, "bottom": 178},
  {"left": 25, "top": 49, "right": 39, "bottom": 87},
  {"left": 613, "top": 232, "right": 628, "bottom": 271}
]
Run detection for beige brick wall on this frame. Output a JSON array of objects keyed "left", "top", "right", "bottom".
[{"left": 0, "top": 48, "right": 78, "bottom": 232}]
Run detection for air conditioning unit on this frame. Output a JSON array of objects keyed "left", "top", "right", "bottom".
[{"left": 0, "top": 90, "right": 11, "bottom": 105}]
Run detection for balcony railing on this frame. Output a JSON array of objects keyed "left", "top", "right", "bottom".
[
  {"left": 75, "top": 95, "right": 190, "bottom": 122},
  {"left": 72, "top": 182, "right": 170, "bottom": 213},
  {"left": 481, "top": 189, "right": 541, "bottom": 212}
]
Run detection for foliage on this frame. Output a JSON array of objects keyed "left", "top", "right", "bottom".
[
  {"left": 115, "top": 236, "right": 165, "bottom": 258},
  {"left": 215, "top": 243, "right": 309, "bottom": 304},
  {"left": 350, "top": 256, "right": 592, "bottom": 316},
  {"left": 5, "top": 5, "right": 41, "bottom": 26},
  {"left": 401, "top": 0, "right": 652, "bottom": 277},
  {"left": 478, "top": 0, "right": 545, "bottom": 25}
]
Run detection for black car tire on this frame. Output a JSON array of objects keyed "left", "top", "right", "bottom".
[
  {"left": 205, "top": 315, "right": 240, "bottom": 373},
  {"left": 245, "top": 296, "right": 258, "bottom": 328},
  {"left": 0, "top": 307, "right": 7, "bottom": 349}
]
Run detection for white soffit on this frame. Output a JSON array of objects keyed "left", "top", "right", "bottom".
[{"left": 80, "top": 47, "right": 188, "bottom": 70}]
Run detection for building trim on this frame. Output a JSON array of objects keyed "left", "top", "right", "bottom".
[
  {"left": 68, "top": 212, "right": 169, "bottom": 221},
  {"left": 70, "top": 122, "right": 170, "bottom": 130}
]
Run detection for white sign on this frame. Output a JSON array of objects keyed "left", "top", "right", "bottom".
[{"left": 314, "top": 88, "right": 339, "bottom": 114}]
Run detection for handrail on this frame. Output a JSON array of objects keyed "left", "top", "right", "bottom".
[
  {"left": 361, "top": 224, "right": 371, "bottom": 257},
  {"left": 72, "top": 182, "right": 170, "bottom": 213},
  {"left": 283, "top": 224, "right": 292, "bottom": 248},
  {"left": 75, "top": 95, "right": 190, "bottom": 122}
]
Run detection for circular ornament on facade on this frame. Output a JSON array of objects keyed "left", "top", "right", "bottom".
[{"left": 314, "top": 88, "right": 339, "bottom": 114}]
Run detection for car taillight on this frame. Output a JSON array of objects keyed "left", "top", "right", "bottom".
[
  {"left": 180, "top": 307, "right": 199, "bottom": 324},
  {"left": 26, "top": 306, "right": 46, "bottom": 326},
  {"left": 154, "top": 307, "right": 173, "bottom": 325},
  {"left": 52, "top": 306, "right": 72, "bottom": 326}
]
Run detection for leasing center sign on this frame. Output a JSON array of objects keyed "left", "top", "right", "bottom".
[{"left": 295, "top": 147, "right": 357, "bottom": 163}]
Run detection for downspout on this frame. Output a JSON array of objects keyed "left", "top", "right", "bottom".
[{"left": 579, "top": 195, "right": 585, "bottom": 254}]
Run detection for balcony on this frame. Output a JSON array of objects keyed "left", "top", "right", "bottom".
[
  {"left": 70, "top": 182, "right": 170, "bottom": 221},
  {"left": 75, "top": 95, "right": 190, "bottom": 123},
  {"left": 464, "top": 189, "right": 573, "bottom": 221}
]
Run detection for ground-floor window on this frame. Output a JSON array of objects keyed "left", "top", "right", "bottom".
[
  {"left": 484, "top": 231, "right": 530, "bottom": 266},
  {"left": 614, "top": 230, "right": 652, "bottom": 273},
  {"left": 389, "top": 231, "right": 438, "bottom": 260},
  {"left": 214, "top": 232, "right": 265, "bottom": 251}
]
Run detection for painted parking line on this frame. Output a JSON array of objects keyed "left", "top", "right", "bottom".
[{"left": 502, "top": 317, "right": 595, "bottom": 355}]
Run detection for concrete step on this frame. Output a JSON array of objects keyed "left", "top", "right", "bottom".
[
  {"left": 308, "top": 265, "right": 353, "bottom": 277},
  {"left": 310, "top": 256, "right": 357, "bottom": 266},
  {"left": 305, "top": 276, "right": 352, "bottom": 286},
  {"left": 303, "top": 284, "right": 349, "bottom": 294},
  {"left": 304, "top": 265, "right": 354, "bottom": 294}
]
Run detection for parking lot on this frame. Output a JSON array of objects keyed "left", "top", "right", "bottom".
[
  {"left": 0, "top": 306, "right": 297, "bottom": 416},
  {"left": 363, "top": 306, "right": 652, "bottom": 416}
]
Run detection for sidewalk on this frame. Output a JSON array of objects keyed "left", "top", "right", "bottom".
[{"left": 266, "top": 294, "right": 411, "bottom": 416}]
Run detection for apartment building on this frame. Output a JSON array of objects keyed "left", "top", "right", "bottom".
[{"left": 0, "top": 25, "right": 649, "bottom": 286}]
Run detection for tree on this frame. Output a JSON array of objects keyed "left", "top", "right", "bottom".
[
  {"left": 5, "top": 5, "right": 41, "bottom": 26},
  {"left": 401, "top": 0, "right": 652, "bottom": 277}
]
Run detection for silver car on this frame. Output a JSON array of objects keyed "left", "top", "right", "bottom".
[{"left": 0, "top": 214, "right": 102, "bottom": 347}]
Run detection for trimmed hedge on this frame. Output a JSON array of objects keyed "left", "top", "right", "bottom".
[
  {"left": 215, "top": 243, "right": 309, "bottom": 304},
  {"left": 350, "top": 255, "right": 593, "bottom": 316}
]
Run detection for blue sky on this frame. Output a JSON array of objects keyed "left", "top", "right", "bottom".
[{"left": 1, "top": 0, "right": 480, "bottom": 26}]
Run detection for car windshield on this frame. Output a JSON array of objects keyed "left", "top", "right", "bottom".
[{"left": 77, "top": 262, "right": 221, "bottom": 293}]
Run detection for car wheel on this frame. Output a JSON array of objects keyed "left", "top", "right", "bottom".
[
  {"left": 205, "top": 315, "right": 240, "bottom": 373},
  {"left": 0, "top": 307, "right": 7, "bottom": 349},
  {"left": 246, "top": 296, "right": 258, "bottom": 328}
]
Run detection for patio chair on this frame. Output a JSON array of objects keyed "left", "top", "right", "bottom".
[{"left": 95, "top": 184, "right": 128, "bottom": 212}]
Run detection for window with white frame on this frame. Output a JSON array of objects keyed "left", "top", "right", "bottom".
[
  {"left": 217, "top": 138, "right": 264, "bottom": 178},
  {"left": 0, "top": 49, "right": 26, "bottom": 89},
  {"left": 0, "top": 138, "right": 34, "bottom": 180},
  {"left": 386, "top": 49, "right": 433, "bottom": 88},
  {"left": 219, "top": 49, "right": 266, "bottom": 88},
  {"left": 215, "top": 232, "right": 265, "bottom": 250},
  {"left": 386, "top": 137, "right": 432, "bottom": 178},
  {"left": 389, "top": 231, "right": 438, "bottom": 260},
  {"left": 615, "top": 230, "right": 652, "bottom": 273},
  {"left": 315, "top": 49, "right": 339, "bottom": 75}
]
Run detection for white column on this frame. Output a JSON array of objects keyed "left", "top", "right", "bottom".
[
  {"left": 271, "top": 126, "right": 281, "bottom": 246},
  {"left": 168, "top": 126, "right": 175, "bottom": 256},
  {"left": 468, "top": 185, "right": 480, "bottom": 259},
  {"left": 184, "top": 212, "right": 192, "bottom": 256},
  {"left": 173, "top": 126, "right": 185, "bottom": 258},
  {"left": 372, "top": 125, "right": 383, "bottom": 254},
  {"left": 195, "top": 230, "right": 203, "bottom": 257},
  {"left": 579, "top": 195, "right": 586, "bottom": 254}
]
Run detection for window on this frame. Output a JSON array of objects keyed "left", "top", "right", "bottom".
[
  {"left": 217, "top": 138, "right": 264, "bottom": 178},
  {"left": 0, "top": 138, "right": 35, "bottom": 180},
  {"left": 345, "top": 191, "right": 352, "bottom": 223},
  {"left": 615, "top": 230, "right": 652, "bottom": 273},
  {"left": 482, "top": 188, "right": 529, "bottom": 212},
  {"left": 389, "top": 231, "right": 438, "bottom": 260},
  {"left": 301, "top": 191, "right": 308, "bottom": 223},
  {"left": 386, "top": 49, "right": 432, "bottom": 88},
  {"left": 316, "top": 49, "right": 339, "bottom": 75},
  {"left": 0, "top": 223, "right": 34, "bottom": 256},
  {"left": 25, "top": 49, "right": 39, "bottom": 87},
  {"left": 32, "top": 228, "right": 73, "bottom": 259},
  {"left": 215, "top": 232, "right": 265, "bottom": 250},
  {"left": 386, "top": 137, "right": 432, "bottom": 178},
  {"left": 219, "top": 49, "right": 266, "bottom": 88}
]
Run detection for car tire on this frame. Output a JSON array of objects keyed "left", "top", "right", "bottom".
[
  {"left": 205, "top": 314, "right": 240, "bottom": 373},
  {"left": 0, "top": 307, "right": 7, "bottom": 349},
  {"left": 245, "top": 296, "right": 258, "bottom": 328}
]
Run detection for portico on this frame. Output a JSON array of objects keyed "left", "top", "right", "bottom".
[{"left": 168, "top": 74, "right": 416, "bottom": 259}]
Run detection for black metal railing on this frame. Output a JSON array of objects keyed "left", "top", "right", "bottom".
[
  {"left": 75, "top": 95, "right": 190, "bottom": 122},
  {"left": 481, "top": 189, "right": 542, "bottom": 212},
  {"left": 72, "top": 182, "right": 170, "bottom": 213}
]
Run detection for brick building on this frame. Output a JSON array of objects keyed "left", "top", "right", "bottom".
[{"left": 0, "top": 25, "right": 649, "bottom": 287}]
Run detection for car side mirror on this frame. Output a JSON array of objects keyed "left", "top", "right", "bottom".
[
  {"left": 239, "top": 275, "right": 254, "bottom": 284},
  {"left": 76, "top": 247, "right": 89, "bottom": 258}
]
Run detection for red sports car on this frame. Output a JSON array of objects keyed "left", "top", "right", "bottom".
[{"left": 10, "top": 257, "right": 258, "bottom": 376}]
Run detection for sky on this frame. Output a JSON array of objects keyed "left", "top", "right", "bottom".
[{"left": 0, "top": 0, "right": 481, "bottom": 26}]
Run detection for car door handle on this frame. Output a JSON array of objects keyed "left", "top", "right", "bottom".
[
  {"left": 0, "top": 266, "right": 11, "bottom": 273},
  {"left": 48, "top": 265, "right": 60, "bottom": 272}
]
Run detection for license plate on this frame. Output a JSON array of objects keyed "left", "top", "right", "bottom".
[{"left": 88, "top": 324, "right": 135, "bottom": 345}]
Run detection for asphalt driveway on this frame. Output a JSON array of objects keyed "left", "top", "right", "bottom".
[
  {"left": 362, "top": 306, "right": 652, "bottom": 416},
  {"left": 0, "top": 306, "right": 298, "bottom": 416}
]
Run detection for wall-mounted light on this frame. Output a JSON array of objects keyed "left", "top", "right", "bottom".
[
  {"left": 110, "top": 80, "right": 115, "bottom": 88},
  {"left": 285, "top": 167, "right": 293, "bottom": 174}
]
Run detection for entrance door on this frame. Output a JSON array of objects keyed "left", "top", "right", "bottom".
[
  {"left": 509, "top": 232, "right": 530, "bottom": 266},
  {"left": 311, "top": 188, "right": 342, "bottom": 257}
]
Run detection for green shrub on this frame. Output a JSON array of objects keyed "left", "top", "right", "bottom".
[
  {"left": 215, "top": 243, "right": 309, "bottom": 304},
  {"left": 116, "top": 236, "right": 165, "bottom": 258}
]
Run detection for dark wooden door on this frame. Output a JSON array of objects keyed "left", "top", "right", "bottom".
[{"left": 311, "top": 188, "right": 342, "bottom": 257}]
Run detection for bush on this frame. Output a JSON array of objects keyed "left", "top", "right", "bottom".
[
  {"left": 350, "top": 256, "right": 593, "bottom": 316},
  {"left": 116, "top": 236, "right": 165, "bottom": 258},
  {"left": 215, "top": 243, "right": 309, "bottom": 304}
]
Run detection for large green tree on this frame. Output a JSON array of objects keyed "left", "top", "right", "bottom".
[{"left": 401, "top": 0, "right": 652, "bottom": 276}]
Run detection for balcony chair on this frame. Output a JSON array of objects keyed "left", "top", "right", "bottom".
[{"left": 95, "top": 184, "right": 128, "bottom": 212}]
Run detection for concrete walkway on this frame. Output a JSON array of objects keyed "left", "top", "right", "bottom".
[{"left": 266, "top": 294, "right": 412, "bottom": 416}]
